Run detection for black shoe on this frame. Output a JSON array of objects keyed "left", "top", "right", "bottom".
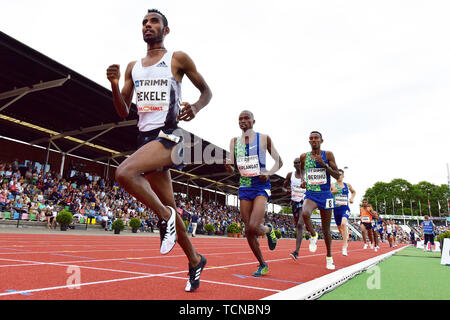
[
  {"left": 185, "top": 254, "right": 207, "bottom": 292},
  {"left": 290, "top": 251, "right": 298, "bottom": 261},
  {"left": 266, "top": 224, "right": 277, "bottom": 250}
]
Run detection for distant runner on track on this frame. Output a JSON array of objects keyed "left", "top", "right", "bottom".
[
  {"left": 330, "top": 169, "right": 355, "bottom": 256},
  {"left": 359, "top": 200, "right": 377, "bottom": 251},
  {"left": 282, "top": 158, "right": 306, "bottom": 261}
]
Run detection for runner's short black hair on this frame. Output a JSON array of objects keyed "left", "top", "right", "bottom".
[
  {"left": 147, "top": 9, "right": 168, "bottom": 28},
  {"left": 240, "top": 110, "right": 254, "bottom": 119},
  {"left": 310, "top": 131, "right": 322, "bottom": 139}
]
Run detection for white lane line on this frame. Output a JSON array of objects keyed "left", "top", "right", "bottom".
[{"left": 0, "top": 244, "right": 249, "bottom": 256}]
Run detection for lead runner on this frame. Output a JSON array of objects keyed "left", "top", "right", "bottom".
[{"left": 106, "top": 9, "right": 212, "bottom": 292}]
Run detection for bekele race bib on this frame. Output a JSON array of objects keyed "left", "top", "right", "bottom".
[
  {"left": 135, "top": 77, "right": 170, "bottom": 113},
  {"left": 361, "top": 216, "right": 371, "bottom": 223},
  {"left": 237, "top": 155, "right": 260, "bottom": 177},
  {"left": 307, "top": 168, "right": 327, "bottom": 185}
]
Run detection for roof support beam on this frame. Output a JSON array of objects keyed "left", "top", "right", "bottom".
[
  {"left": 0, "top": 76, "right": 70, "bottom": 112},
  {"left": 66, "top": 126, "right": 115, "bottom": 154},
  {"left": 30, "top": 119, "right": 137, "bottom": 144},
  {"left": 205, "top": 173, "right": 236, "bottom": 189},
  {"left": 50, "top": 139, "right": 63, "bottom": 153},
  {"left": 93, "top": 150, "right": 134, "bottom": 162}
]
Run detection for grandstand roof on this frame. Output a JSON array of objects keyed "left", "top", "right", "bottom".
[{"left": 0, "top": 31, "right": 290, "bottom": 206}]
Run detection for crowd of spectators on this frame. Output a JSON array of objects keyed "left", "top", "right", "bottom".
[
  {"left": 0, "top": 160, "right": 160, "bottom": 230},
  {"left": 1, "top": 159, "right": 448, "bottom": 240},
  {"left": 0, "top": 160, "right": 300, "bottom": 235}
]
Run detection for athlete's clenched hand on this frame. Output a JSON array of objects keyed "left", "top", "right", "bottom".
[
  {"left": 106, "top": 64, "right": 121, "bottom": 85},
  {"left": 178, "top": 102, "right": 197, "bottom": 121}
]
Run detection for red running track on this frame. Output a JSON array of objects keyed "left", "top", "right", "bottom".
[{"left": 0, "top": 232, "right": 405, "bottom": 300}]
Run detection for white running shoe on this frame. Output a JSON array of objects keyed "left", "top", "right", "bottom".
[
  {"left": 369, "top": 243, "right": 374, "bottom": 249},
  {"left": 342, "top": 247, "right": 348, "bottom": 256},
  {"left": 159, "top": 206, "right": 177, "bottom": 255},
  {"left": 374, "top": 247, "right": 378, "bottom": 252},
  {"left": 326, "top": 257, "right": 335, "bottom": 270},
  {"left": 363, "top": 243, "right": 368, "bottom": 249},
  {"left": 309, "top": 233, "right": 318, "bottom": 252}
]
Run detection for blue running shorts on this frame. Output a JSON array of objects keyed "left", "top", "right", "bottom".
[
  {"left": 304, "top": 190, "right": 334, "bottom": 211},
  {"left": 333, "top": 205, "right": 350, "bottom": 226},
  {"left": 239, "top": 188, "right": 271, "bottom": 202}
]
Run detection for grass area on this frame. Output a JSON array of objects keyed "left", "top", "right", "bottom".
[{"left": 319, "top": 247, "right": 450, "bottom": 300}]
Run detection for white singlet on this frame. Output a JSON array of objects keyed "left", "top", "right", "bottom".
[
  {"left": 131, "top": 51, "right": 182, "bottom": 132},
  {"left": 291, "top": 172, "right": 306, "bottom": 202}
]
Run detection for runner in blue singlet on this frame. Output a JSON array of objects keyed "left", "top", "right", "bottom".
[
  {"left": 299, "top": 131, "right": 341, "bottom": 270},
  {"left": 225, "top": 110, "right": 283, "bottom": 276},
  {"left": 330, "top": 169, "right": 355, "bottom": 256}
]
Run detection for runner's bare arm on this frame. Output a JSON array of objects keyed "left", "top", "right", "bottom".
[
  {"left": 106, "top": 61, "right": 136, "bottom": 119},
  {"left": 348, "top": 183, "right": 356, "bottom": 203},
  {"left": 173, "top": 51, "right": 212, "bottom": 121},
  {"left": 368, "top": 206, "right": 378, "bottom": 217},
  {"left": 264, "top": 134, "right": 283, "bottom": 176},
  {"left": 325, "top": 151, "right": 341, "bottom": 180},
  {"left": 282, "top": 172, "right": 292, "bottom": 193},
  {"left": 299, "top": 153, "right": 307, "bottom": 188},
  {"left": 224, "top": 137, "right": 237, "bottom": 174},
  {"left": 330, "top": 184, "right": 338, "bottom": 194}
]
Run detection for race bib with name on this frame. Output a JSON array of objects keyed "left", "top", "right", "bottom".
[
  {"left": 361, "top": 216, "right": 371, "bottom": 223},
  {"left": 237, "top": 155, "right": 260, "bottom": 177},
  {"left": 335, "top": 194, "right": 348, "bottom": 206},
  {"left": 307, "top": 168, "right": 327, "bottom": 185},
  {"left": 291, "top": 185, "right": 305, "bottom": 201},
  {"left": 135, "top": 78, "right": 170, "bottom": 112}
]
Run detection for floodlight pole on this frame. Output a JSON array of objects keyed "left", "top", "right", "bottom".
[
  {"left": 60, "top": 153, "right": 66, "bottom": 177},
  {"left": 44, "top": 141, "right": 50, "bottom": 174}
]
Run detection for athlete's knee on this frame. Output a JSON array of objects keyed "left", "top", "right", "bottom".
[
  {"left": 301, "top": 209, "right": 311, "bottom": 220},
  {"left": 246, "top": 223, "right": 259, "bottom": 235},
  {"left": 115, "top": 163, "right": 138, "bottom": 186},
  {"left": 321, "top": 225, "right": 330, "bottom": 233},
  {"left": 296, "top": 218, "right": 304, "bottom": 230}
]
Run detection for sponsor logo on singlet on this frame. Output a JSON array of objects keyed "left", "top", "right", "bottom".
[{"left": 135, "top": 78, "right": 170, "bottom": 112}]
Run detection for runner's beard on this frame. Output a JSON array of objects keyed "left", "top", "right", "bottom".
[{"left": 144, "top": 33, "right": 164, "bottom": 44}]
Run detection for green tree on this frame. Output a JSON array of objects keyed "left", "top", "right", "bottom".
[
  {"left": 363, "top": 179, "right": 449, "bottom": 217},
  {"left": 280, "top": 206, "right": 292, "bottom": 215}
]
